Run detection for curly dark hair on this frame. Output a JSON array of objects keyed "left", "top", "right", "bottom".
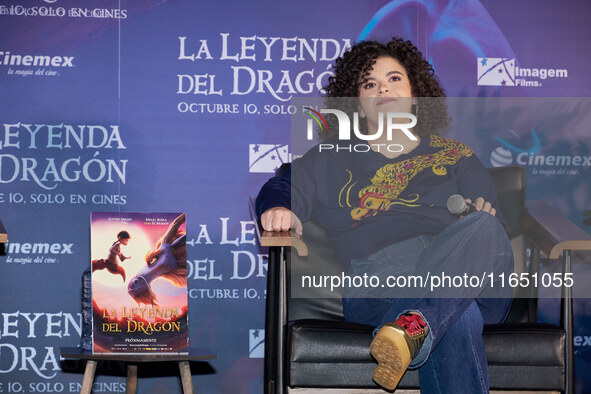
[{"left": 321, "top": 37, "right": 448, "bottom": 140}]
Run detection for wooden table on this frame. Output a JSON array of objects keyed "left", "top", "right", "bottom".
[{"left": 60, "top": 347, "right": 216, "bottom": 394}]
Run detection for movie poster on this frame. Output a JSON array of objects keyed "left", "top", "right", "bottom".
[{"left": 90, "top": 212, "right": 189, "bottom": 354}]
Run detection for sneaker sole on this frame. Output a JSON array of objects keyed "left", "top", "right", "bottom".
[{"left": 370, "top": 325, "right": 411, "bottom": 391}]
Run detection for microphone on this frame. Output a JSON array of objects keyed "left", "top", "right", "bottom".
[
  {"left": 447, "top": 194, "right": 512, "bottom": 236},
  {"left": 446, "top": 194, "right": 476, "bottom": 216}
]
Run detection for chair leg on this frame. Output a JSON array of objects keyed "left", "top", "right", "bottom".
[
  {"left": 80, "top": 360, "right": 97, "bottom": 394},
  {"left": 560, "top": 250, "right": 574, "bottom": 394},
  {"left": 179, "top": 361, "right": 194, "bottom": 394},
  {"left": 265, "top": 246, "right": 285, "bottom": 394},
  {"left": 127, "top": 364, "right": 138, "bottom": 394},
  {"left": 527, "top": 246, "right": 540, "bottom": 322},
  {"left": 276, "top": 246, "right": 287, "bottom": 394}
]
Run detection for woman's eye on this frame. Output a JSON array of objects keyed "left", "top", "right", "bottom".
[
  {"left": 363, "top": 82, "right": 375, "bottom": 89},
  {"left": 390, "top": 76, "right": 401, "bottom": 82}
]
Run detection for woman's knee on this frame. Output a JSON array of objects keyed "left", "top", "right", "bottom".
[{"left": 458, "top": 301, "right": 484, "bottom": 336}]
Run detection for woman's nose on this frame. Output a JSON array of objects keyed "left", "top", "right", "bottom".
[{"left": 378, "top": 84, "right": 389, "bottom": 94}]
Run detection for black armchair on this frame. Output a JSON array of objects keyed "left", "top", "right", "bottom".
[{"left": 252, "top": 165, "right": 591, "bottom": 393}]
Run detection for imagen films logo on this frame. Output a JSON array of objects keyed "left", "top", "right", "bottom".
[
  {"left": 249, "top": 329, "right": 264, "bottom": 358},
  {"left": 303, "top": 107, "right": 417, "bottom": 154},
  {"left": 477, "top": 58, "right": 515, "bottom": 86},
  {"left": 248, "top": 144, "right": 290, "bottom": 173},
  {"left": 477, "top": 57, "right": 568, "bottom": 88}
]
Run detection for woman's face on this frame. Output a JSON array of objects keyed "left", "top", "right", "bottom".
[{"left": 357, "top": 56, "right": 415, "bottom": 131}]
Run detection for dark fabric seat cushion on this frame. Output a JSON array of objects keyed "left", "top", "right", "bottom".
[{"left": 287, "top": 319, "right": 565, "bottom": 390}]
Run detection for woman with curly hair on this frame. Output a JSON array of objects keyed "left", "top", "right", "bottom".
[
  {"left": 256, "top": 37, "right": 512, "bottom": 392},
  {"left": 323, "top": 38, "right": 448, "bottom": 141}
]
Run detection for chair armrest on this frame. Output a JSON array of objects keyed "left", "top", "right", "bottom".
[
  {"left": 524, "top": 200, "right": 591, "bottom": 259},
  {"left": 0, "top": 217, "right": 6, "bottom": 243},
  {"left": 250, "top": 197, "right": 591, "bottom": 259},
  {"left": 249, "top": 196, "right": 308, "bottom": 256}
]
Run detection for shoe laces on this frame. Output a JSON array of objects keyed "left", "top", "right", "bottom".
[{"left": 395, "top": 313, "right": 426, "bottom": 336}]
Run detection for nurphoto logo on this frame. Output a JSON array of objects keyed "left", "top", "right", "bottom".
[{"left": 304, "top": 107, "right": 417, "bottom": 154}]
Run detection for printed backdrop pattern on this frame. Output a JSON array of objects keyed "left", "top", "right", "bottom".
[{"left": 1, "top": 0, "right": 591, "bottom": 392}]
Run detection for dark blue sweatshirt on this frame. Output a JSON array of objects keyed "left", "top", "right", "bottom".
[{"left": 256, "top": 135, "right": 503, "bottom": 264}]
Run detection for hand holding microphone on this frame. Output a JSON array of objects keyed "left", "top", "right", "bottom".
[{"left": 447, "top": 195, "right": 496, "bottom": 217}]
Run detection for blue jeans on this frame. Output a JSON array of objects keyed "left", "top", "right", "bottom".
[{"left": 342, "top": 212, "right": 513, "bottom": 393}]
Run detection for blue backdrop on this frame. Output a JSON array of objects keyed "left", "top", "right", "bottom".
[{"left": 1, "top": 0, "right": 590, "bottom": 392}]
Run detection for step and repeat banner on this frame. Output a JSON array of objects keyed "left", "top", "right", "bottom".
[{"left": 1, "top": 0, "right": 590, "bottom": 392}]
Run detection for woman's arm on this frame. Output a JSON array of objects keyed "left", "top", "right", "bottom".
[
  {"left": 456, "top": 154, "right": 505, "bottom": 222},
  {"left": 255, "top": 157, "right": 317, "bottom": 235}
]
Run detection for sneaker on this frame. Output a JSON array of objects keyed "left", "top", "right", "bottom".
[{"left": 370, "top": 312, "right": 429, "bottom": 391}]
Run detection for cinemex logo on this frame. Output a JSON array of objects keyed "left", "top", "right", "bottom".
[
  {"left": 575, "top": 335, "right": 591, "bottom": 349},
  {"left": 0, "top": 51, "right": 74, "bottom": 67},
  {"left": 490, "top": 131, "right": 590, "bottom": 175},
  {"left": 305, "top": 107, "right": 417, "bottom": 153},
  {"left": 477, "top": 57, "right": 567, "bottom": 87},
  {"left": 5, "top": 241, "right": 73, "bottom": 264},
  {"left": 7, "top": 242, "right": 73, "bottom": 254},
  {"left": 490, "top": 130, "right": 541, "bottom": 167}
]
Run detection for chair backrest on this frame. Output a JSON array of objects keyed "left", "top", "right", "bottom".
[
  {"left": 287, "top": 165, "right": 532, "bottom": 323},
  {"left": 489, "top": 166, "right": 530, "bottom": 323},
  {"left": 489, "top": 166, "right": 525, "bottom": 238}
]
